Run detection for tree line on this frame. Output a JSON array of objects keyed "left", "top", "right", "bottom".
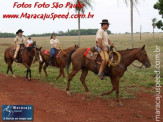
[{"left": 0, "top": 29, "right": 111, "bottom": 38}]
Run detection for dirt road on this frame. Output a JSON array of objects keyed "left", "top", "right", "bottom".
[{"left": 0, "top": 74, "right": 161, "bottom": 122}]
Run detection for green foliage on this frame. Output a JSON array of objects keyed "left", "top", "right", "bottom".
[
  {"left": 153, "top": 0, "right": 163, "bottom": 30},
  {"left": 0, "top": 29, "right": 112, "bottom": 38},
  {"left": 74, "top": 0, "right": 92, "bottom": 13},
  {"left": 0, "top": 32, "right": 16, "bottom": 38}
]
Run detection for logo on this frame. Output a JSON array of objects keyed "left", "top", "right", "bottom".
[{"left": 2, "top": 105, "right": 33, "bottom": 121}]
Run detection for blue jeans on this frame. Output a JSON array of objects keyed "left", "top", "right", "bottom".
[{"left": 50, "top": 48, "right": 57, "bottom": 58}]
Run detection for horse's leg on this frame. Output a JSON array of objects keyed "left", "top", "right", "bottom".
[
  {"left": 39, "top": 62, "right": 44, "bottom": 79},
  {"left": 43, "top": 63, "right": 49, "bottom": 78},
  {"left": 10, "top": 66, "right": 16, "bottom": 78},
  {"left": 29, "top": 67, "right": 32, "bottom": 79},
  {"left": 66, "top": 69, "right": 80, "bottom": 95},
  {"left": 26, "top": 69, "right": 29, "bottom": 80},
  {"left": 61, "top": 66, "right": 66, "bottom": 82},
  {"left": 23, "top": 63, "right": 30, "bottom": 80},
  {"left": 55, "top": 68, "right": 61, "bottom": 81},
  {"left": 6, "top": 60, "right": 15, "bottom": 78},
  {"left": 115, "top": 78, "right": 123, "bottom": 106},
  {"left": 101, "top": 77, "right": 116, "bottom": 96},
  {"left": 80, "top": 68, "right": 89, "bottom": 95},
  {"left": 6, "top": 66, "right": 10, "bottom": 77}
]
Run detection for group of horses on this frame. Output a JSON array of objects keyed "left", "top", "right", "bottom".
[{"left": 4, "top": 41, "right": 151, "bottom": 106}]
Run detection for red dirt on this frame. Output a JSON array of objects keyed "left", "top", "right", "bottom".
[{"left": 0, "top": 74, "right": 162, "bottom": 122}]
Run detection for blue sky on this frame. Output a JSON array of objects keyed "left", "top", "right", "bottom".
[{"left": 0, "top": 0, "right": 162, "bottom": 35}]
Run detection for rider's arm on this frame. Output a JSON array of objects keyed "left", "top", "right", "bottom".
[
  {"left": 108, "top": 39, "right": 114, "bottom": 47},
  {"left": 14, "top": 37, "right": 17, "bottom": 49},
  {"left": 14, "top": 42, "right": 16, "bottom": 49},
  {"left": 97, "top": 38, "right": 107, "bottom": 51}
]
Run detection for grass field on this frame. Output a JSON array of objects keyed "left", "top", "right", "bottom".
[{"left": 0, "top": 33, "right": 163, "bottom": 99}]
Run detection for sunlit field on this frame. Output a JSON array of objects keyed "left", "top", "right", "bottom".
[{"left": 0, "top": 33, "right": 162, "bottom": 99}]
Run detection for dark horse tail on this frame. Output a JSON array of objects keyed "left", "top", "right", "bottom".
[
  {"left": 4, "top": 51, "right": 7, "bottom": 64},
  {"left": 67, "top": 49, "right": 76, "bottom": 75},
  {"left": 4, "top": 56, "right": 7, "bottom": 63}
]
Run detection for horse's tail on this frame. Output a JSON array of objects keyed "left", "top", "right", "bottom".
[
  {"left": 4, "top": 50, "right": 8, "bottom": 64},
  {"left": 67, "top": 49, "right": 76, "bottom": 75},
  {"left": 4, "top": 56, "right": 7, "bottom": 63}
]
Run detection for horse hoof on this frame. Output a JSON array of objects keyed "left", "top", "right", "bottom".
[
  {"left": 64, "top": 79, "right": 67, "bottom": 83},
  {"left": 50, "top": 83, "right": 54, "bottom": 85},
  {"left": 6, "top": 74, "right": 9, "bottom": 77},
  {"left": 12, "top": 75, "right": 17, "bottom": 78},
  {"left": 85, "top": 92, "right": 91, "bottom": 96},
  {"left": 66, "top": 91, "right": 71, "bottom": 95},
  {"left": 118, "top": 102, "right": 123, "bottom": 107}
]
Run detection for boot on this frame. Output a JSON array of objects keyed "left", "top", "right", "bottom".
[
  {"left": 49, "top": 57, "right": 54, "bottom": 66},
  {"left": 98, "top": 72, "right": 105, "bottom": 80}
]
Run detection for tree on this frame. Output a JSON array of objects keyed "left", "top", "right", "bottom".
[
  {"left": 73, "top": 0, "right": 92, "bottom": 46},
  {"left": 152, "top": 18, "right": 157, "bottom": 38},
  {"left": 153, "top": 0, "right": 163, "bottom": 30},
  {"left": 124, "top": 0, "right": 138, "bottom": 48}
]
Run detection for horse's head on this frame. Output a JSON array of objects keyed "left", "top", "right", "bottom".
[
  {"left": 27, "top": 41, "right": 36, "bottom": 51},
  {"left": 68, "top": 44, "right": 79, "bottom": 51},
  {"left": 136, "top": 45, "right": 151, "bottom": 68},
  {"left": 33, "top": 47, "right": 42, "bottom": 63},
  {"left": 74, "top": 44, "right": 79, "bottom": 49}
]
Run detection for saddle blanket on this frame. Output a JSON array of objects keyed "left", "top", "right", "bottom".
[
  {"left": 44, "top": 50, "right": 61, "bottom": 58},
  {"left": 84, "top": 48, "right": 98, "bottom": 61}
]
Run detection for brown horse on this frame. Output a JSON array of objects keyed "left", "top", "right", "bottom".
[
  {"left": 4, "top": 42, "right": 41, "bottom": 80},
  {"left": 66, "top": 45, "right": 151, "bottom": 106},
  {"left": 35, "top": 45, "right": 79, "bottom": 82}
]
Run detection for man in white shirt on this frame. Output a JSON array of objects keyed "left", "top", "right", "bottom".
[
  {"left": 96, "top": 19, "right": 115, "bottom": 80},
  {"left": 27, "top": 37, "right": 33, "bottom": 47}
]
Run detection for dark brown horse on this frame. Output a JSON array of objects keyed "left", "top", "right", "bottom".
[
  {"left": 66, "top": 45, "right": 151, "bottom": 106},
  {"left": 35, "top": 45, "right": 78, "bottom": 82},
  {"left": 4, "top": 42, "right": 41, "bottom": 80}
]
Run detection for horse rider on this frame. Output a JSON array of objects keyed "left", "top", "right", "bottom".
[
  {"left": 27, "top": 37, "right": 33, "bottom": 47},
  {"left": 96, "top": 19, "right": 115, "bottom": 80},
  {"left": 14, "top": 29, "right": 26, "bottom": 61},
  {"left": 49, "top": 33, "right": 60, "bottom": 66}
]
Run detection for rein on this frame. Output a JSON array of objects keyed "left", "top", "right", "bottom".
[{"left": 58, "top": 45, "right": 68, "bottom": 56}]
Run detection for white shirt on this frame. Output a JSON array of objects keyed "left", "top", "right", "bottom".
[
  {"left": 96, "top": 28, "right": 109, "bottom": 49},
  {"left": 50, "top": 39, "right": 60, "bottom": 49},
  {"left": 27, "top": 40, "right": 33, "bottom": 47}
]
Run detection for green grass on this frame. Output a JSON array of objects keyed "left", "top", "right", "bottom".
[{"left": 0, "top": 33, "right": 163, "bottom": 99}]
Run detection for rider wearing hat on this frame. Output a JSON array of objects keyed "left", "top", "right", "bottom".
[
  {"left": 49, "top": 33, "right": 60, "bottom": 66},
  {"left": 96, "top": 19, "right": 115, "bottom": 79},
  {"left": 14, "top": 29, "right": 26, "bottom": 60}
]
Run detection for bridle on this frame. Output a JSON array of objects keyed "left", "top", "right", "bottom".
[{"left": 114, "top": 47, "right": 146, "bottom": 70}]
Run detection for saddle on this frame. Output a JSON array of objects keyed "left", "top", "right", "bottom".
[
  {"left": 44, "top": 49, "right": 61, "bottom": 58},
  {"left": 12, "top": 44, "right": 25, "bottom": 63},
  {"left": 84, "top": 46, "right": 113, "bottom": 64}
]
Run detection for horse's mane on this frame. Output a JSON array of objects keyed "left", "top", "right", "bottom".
[
  {"left": 27, "top": 42, "right": 36, "bottom": 51},
  {"left": 118, "top": 48, "right": 138, "bottom": 52}
]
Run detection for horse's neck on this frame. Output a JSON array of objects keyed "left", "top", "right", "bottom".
[
  {"left": 24, "top": 48, "right": 35, "bottom": 58},
  {"left": 121, "top": 49, "right": 139, "bottom": 68},
  {"left": 63, "top": 47, "right": 74, "bottom": 54}
]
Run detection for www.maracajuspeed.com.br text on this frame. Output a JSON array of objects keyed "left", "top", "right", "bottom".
[{"left": 3, "top": 12, "right": 94, "bottom": 20}]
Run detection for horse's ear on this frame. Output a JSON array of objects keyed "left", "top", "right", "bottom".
[
  {"left": 75, "top": 44, "right": 76, "bottom": 47},
  {"left": 142, "top": 45, "right": 145, "bottom": 50},
  {"left": 40, "top": 47, "right": 42, "bottom": 50}
]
